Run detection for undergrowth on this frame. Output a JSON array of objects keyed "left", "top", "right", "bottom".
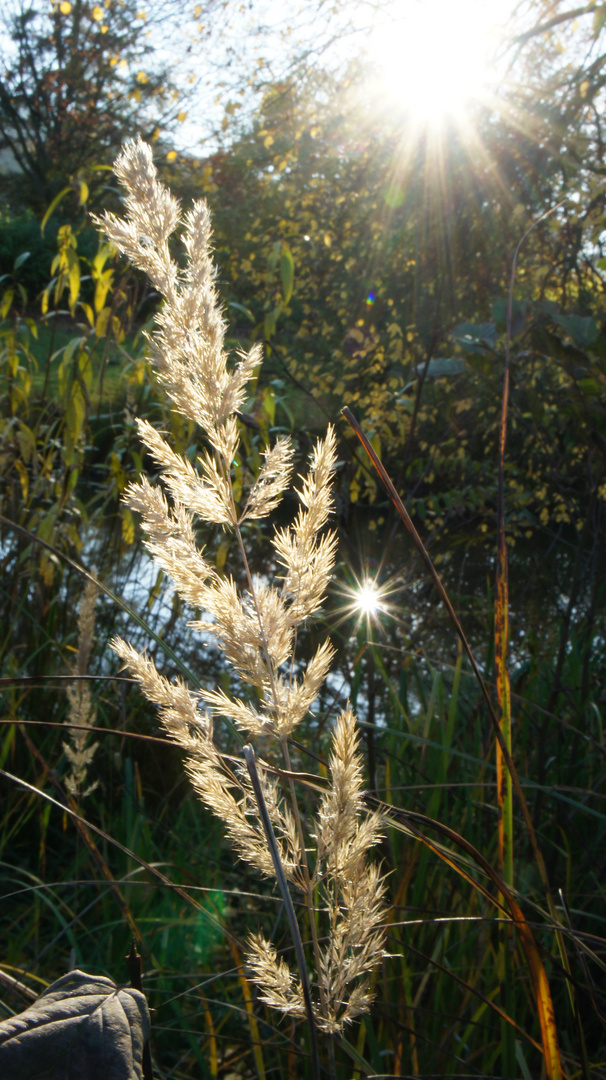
[{"left": 0, "top": 142, "right": 605, "bottom": 1080}]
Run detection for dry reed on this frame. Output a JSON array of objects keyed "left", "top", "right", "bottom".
[{"left": 94, "top": 139, "right": 387, "bottom": 1037}]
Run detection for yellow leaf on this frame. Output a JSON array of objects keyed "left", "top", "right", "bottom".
[
  {"left": 193, "top": 3, "right": 202, "bottom": 16},
  {"left": 166, "top": 150, "right": 178, "bottom": 162},
  {"left": 78, "top": 350, "right": 93, "bottom": 393},
  {"left": 68, "top": 254, "right": 80, "bottom": 312},
  {"left": 580, "top": 80, "right": 590, "bottom": 97},
  {"left": 100, "top": 24, "right": 108, "bottom": 32},
  {"left": 92, "top": 5, "right": 103, "bottom": 20},
  {"left": 263, "top": 134, "right": 274, "bottom": 148},
  {"left": 216, "top": 540, "right": 230, "bottom": 574},
  {"left": 109, "top": 55, "right": 118, "bottom": 66},
  {"left": 177, "top": 111, "right": 187, "bottom": 122},
  {"left": 66, "top": 383, "right": 86, "bottom": 444},
  {"left": 323, "top": 233, "right": 332, "bottom": 247},
  {"left": 15, "top": 460, "right": 29, "bottom": 503},
  {"left": 1, "top": 288, "right": 14, "bottom": 319},
  {"left": 122, "top": 508, "right": 135, "bottom": 545},
  {"left": 95, "top": 307, "right": 111, "bottom": 338},
  {"left": 150, "top": 127, "right": 160, "bottom": 141},
  {"left": 60, "top": 1, "right": 72, "bottom": 12},
  {"left": 136, "top": 70, "right": 148, "bottom": 83}
]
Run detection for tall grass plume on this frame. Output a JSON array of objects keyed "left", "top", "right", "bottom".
[
  {"left": 94, "top": 138, "right": 387, "bottom": 1038},
  {"left": 63, "top": 580, "right": 99, "bottom": 800}
]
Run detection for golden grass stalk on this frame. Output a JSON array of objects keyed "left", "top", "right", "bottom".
[
  {"left": 94, "top": 138, "right": 387, "bottom": 1046},
  {"left": 63, "top": 580, "right": 99, "bottom": 799}
]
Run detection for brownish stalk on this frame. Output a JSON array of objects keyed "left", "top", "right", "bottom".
[
  {"left": 495, "top": 202, "right": 522, "bottom": 1080},
  {"left": 244, "top": 745, "right": 321, "bottom": 1080},
  {"left": 496, "top": 205, "right": 561, "bottom": 887},
  {"left": 382, "top": 800, "right": 564, "bottom": 1080},
  {"left": 229, "top": 495, "right": 330, "bottom": 1026},
  {"left": 341, "top": 405, "right": 563, "bottom": 1080}
]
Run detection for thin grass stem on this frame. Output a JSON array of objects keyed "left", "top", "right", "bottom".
[{"left": 243, "top": 745, "right": 321, "bottom": 1080}]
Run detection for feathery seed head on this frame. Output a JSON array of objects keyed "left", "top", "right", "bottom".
[
  {"left": 64, "top": 581, "right": 99, "bottom": 799},
  {"left": 99, "top": 141, "right": 386, "bottom": 1040}
]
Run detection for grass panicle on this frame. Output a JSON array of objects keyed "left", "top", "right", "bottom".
[
  {"left": 63, "top": 580, "right": 99, "bottom": 800},
  {"left": 96, "top": 137, "right": 387, "bottom": 1046}
]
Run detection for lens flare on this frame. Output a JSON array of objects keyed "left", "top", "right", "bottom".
[
  {"left": 332, "top": 568, "right": 405, "bottom": 637},
  {"left": 355, "top": 582, "right": 383, "bottom": 616}
]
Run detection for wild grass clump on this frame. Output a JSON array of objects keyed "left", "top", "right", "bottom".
[{"left": 94, "top": 138, "right": 387, "bottom": 1047}]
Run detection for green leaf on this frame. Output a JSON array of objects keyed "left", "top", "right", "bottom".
[
  {"left": 17, "top": 422, "right": 36, "bottom": 464},
  {"left": 263, "top": 385, "right": 275, "bottom": 426},
  {"left": 551, "top": 312, "right": 600, "bottom": 348},
  {"left": 492, "top": 298, "right": 528, "bottom": 336},
  {"left": 417, "top": 357, "right": 466, "bottom": 378},
  {"left": 40, "top": 185, "right": 72, "bottom": 236},
  {"left": 263, "top": 304, "right": 283, "bottom": 342},
  {"left": 452, "top": 322, "right": 498, "bottom": 352},
  {"left": 267, "top": 239, "right": 281, "bottom": 273},
  {"left": 13, "top": 251, "right": 31, "bottom": 272},
  {"left": 228, "top": 300, "right": 255, "bottom": 324},
  {"left": 576, "top": 377, "right": 603, "bottom": 397}
]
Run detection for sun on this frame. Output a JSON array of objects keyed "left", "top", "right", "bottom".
[
  {"left": 336, "top": 574, "right": 393, "bottom": 631},
  {"left": 355, "top": 581, "right": 384, "bottom": 618},
  {"left": 366, "top": 0, "right": 506, "bottom": 126}
]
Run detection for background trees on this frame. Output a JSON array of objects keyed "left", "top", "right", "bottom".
[{"left": 0, "top": 0, "right": 185, "bottom": 212}]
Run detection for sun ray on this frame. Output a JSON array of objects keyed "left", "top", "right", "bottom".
[{"left": 365, "top": 0, "right": 510, "bottom": 129}]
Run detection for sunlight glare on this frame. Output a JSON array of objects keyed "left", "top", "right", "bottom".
[
  {"left": 368, "top": 0, "right": 505, "bottom": 125},
  {"left": 355, "top": 582, "right": 383, "bottom": 617}
]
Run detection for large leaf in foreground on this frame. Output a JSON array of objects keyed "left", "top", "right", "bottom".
[{"left": 0, "top": 969, "right": 150, "bottom": 1080}]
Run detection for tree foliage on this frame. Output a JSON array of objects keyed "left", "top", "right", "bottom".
[
  {"left": 184, "top": 62, "right": 602, "bottom": 561},
  {"left": 0, "top": 0, "right": 182, "bottom": 213}
]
